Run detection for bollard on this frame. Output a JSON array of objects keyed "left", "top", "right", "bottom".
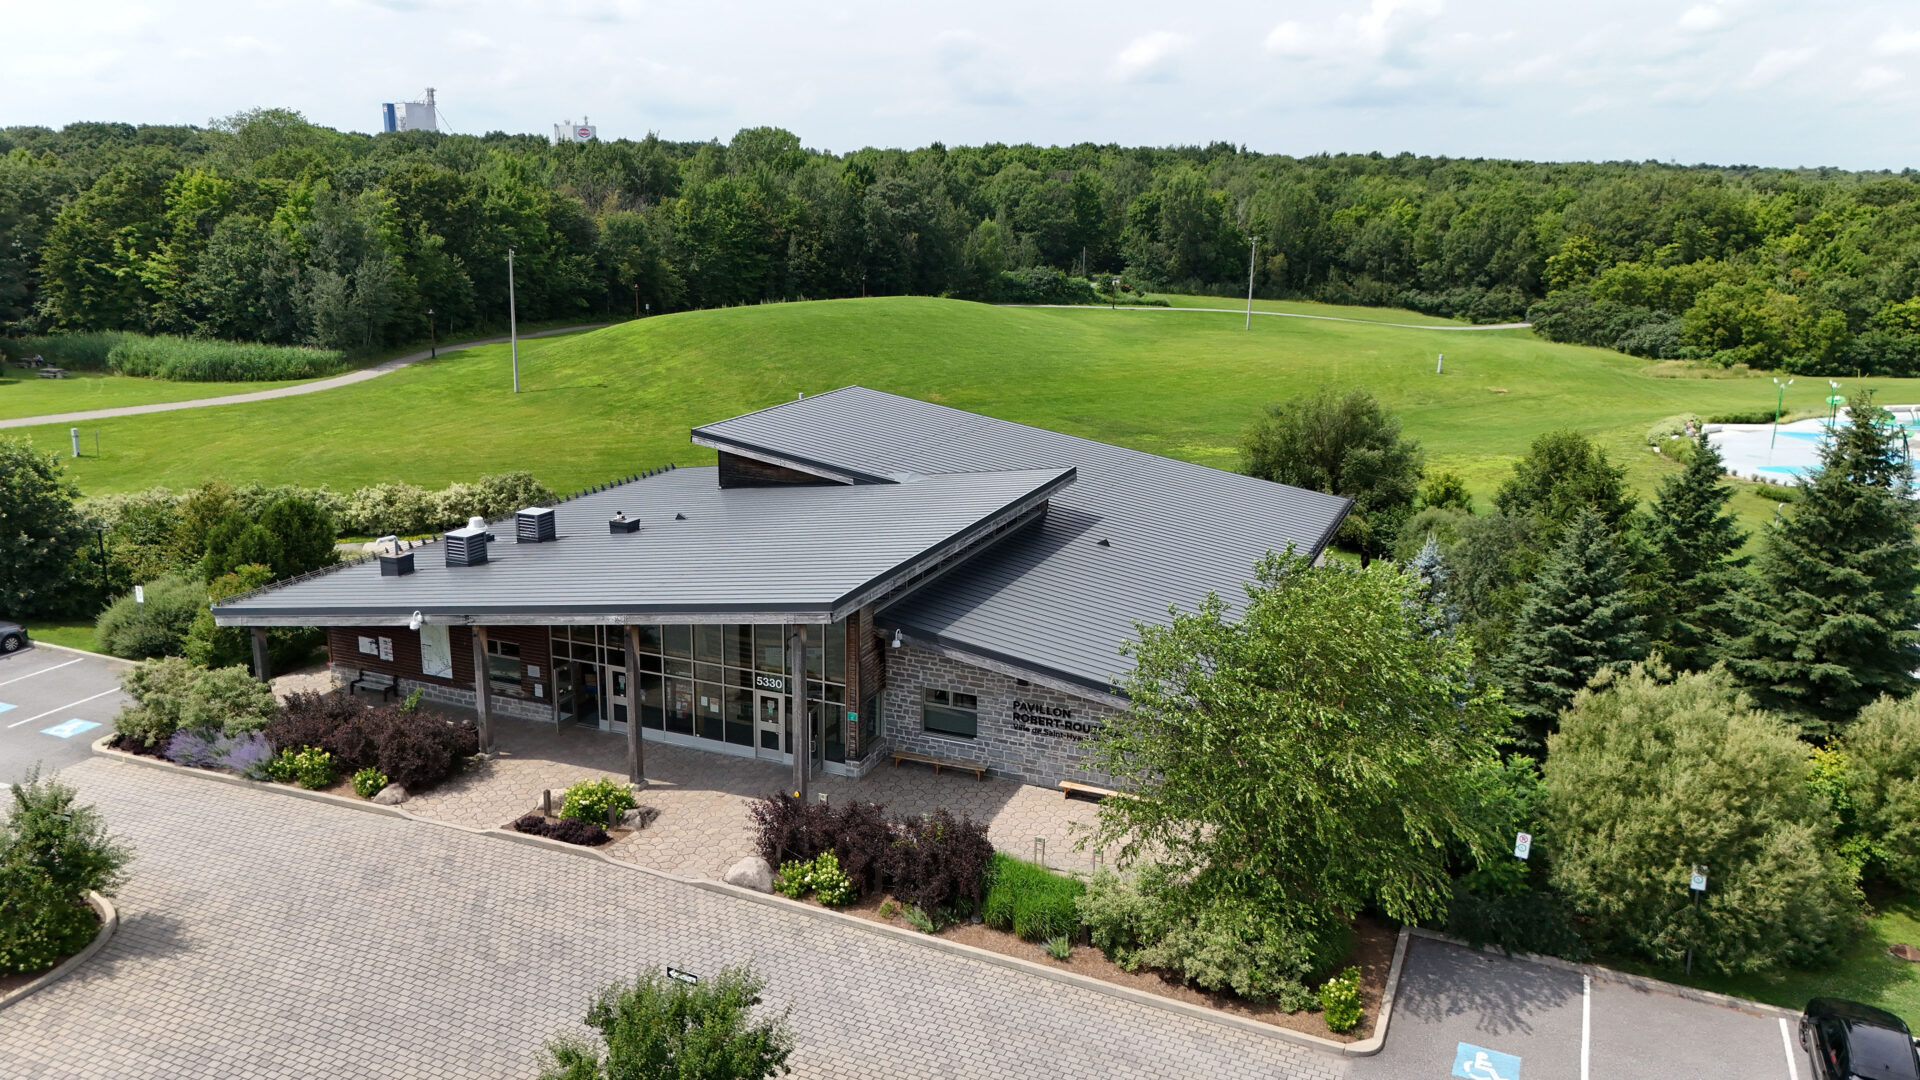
[
  {"left": 1033, "top": 836, "right": 1046, "bottom": 867},
  {"left": 542, "top": 789, "right": 552, "bottom": 817},
  {"left": 608, "top": 804, "right": 620, "bottom": 828}
]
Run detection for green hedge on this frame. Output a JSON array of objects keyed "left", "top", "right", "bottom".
[
  {"left": 106, "top": 336, "right": 344, "bottom": 381},
  {"left": 1, "top": 332, "right": 139, "bottom": 371}
]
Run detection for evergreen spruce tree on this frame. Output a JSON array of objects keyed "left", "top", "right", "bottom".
[
  {"left": 1495, "top": 509, "right": 1649, "bottom": 751},
  {"left": 1407, "top": 533, "right": 1460, "bottom": 636},
  {"left": 1727, "top": 394, "right": 1920, "bottom": 737},
  {"left": 1643, "top": 433, "right": 1747, "bottom": 671}
]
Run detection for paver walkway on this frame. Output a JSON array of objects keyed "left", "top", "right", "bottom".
[
  {"left": 401, "top": 713, "right": 1104, "bottom": 880},
  {"left": 0, "top": 324, "right": 608, "bottom": 430},
  {"left": 2, "top": 757, "right": 1343, "bottom": 1080}
]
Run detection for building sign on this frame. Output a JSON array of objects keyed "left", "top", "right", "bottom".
[
  {"left": 378, "top": 636, "right": 394, "bottom": 662},
  {"left": 753, "top": 674, "right": 788, "bottom": 692},
  {"left": 419, "top": 624, "right": 452, "bottom": 679},
  {"left": 1011, "top": 698, "right": 1099, "bottom": 741},
  {"left": 1513, "top": 832, "right": 1531, "bottom": 860},
  {"left": 665, "top": 967, "right": 699, "bottom": 985}
]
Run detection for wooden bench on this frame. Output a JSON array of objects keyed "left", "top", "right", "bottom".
[
  {"left": 348, "top": 670, "right": 399, "bottom": 701},
  {"left": 890, "top": 749, "right": 986, "bottom": 780},
  {"left": 1059, "top": 780, "right": 1135, "bottom": 802}
]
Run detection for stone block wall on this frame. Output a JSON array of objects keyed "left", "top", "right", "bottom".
[
  {"left": 880, "top": 643, "right": 1121, "bottom": 788},
  {"left": 332, "top": 664, "right": 556, "bottom": 724}
]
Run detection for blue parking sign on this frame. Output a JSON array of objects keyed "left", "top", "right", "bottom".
[{"left": 1453, "top": 1042, "right": 1521, "bottom": 1080}]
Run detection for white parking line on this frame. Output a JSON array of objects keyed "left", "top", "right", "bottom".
[
  {"left": 1581, "top": 974, "right": 1592, "bottom": 1080},
  {"left": 0, "top": 656, "right": 82, "bottom": 688},
  {"left": 1780, "top": 1017, "right": 1801, "bottom": 1080},
  {"left": 5, "top": 687, "right": 121, "bottom": 728}
]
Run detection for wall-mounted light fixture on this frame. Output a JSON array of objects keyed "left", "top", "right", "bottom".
[
  {"left": 409, "top": 611, "right": 424, "bottom": 631},
  {"left": 890, "top": 629, "right": 903, "bottom": 649}
]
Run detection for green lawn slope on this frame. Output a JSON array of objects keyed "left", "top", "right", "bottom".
[
  {"left": 0, "top": 360, "right": 311, "bottom": 420},
  {"left": 12, "top": 297, "right": 1906, "bottom": 538}
]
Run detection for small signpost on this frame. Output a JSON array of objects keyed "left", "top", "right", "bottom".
[
  {"left": 665, "top": 967, "right": 699, "bottom": 985},
  {"left": 1513, "top": 832, "right": 1532, "bottom": 860},
  {"left": 134, "top": 585, "right": 145, "bottom": 605},
  {"left": 1690, "top": 865, "right": 1708, "bottom": 893}
]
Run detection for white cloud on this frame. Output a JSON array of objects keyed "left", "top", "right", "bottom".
[
  {"left": 451, "top": 29, "right": 495, "bottom": 49},
  {"left": 1678, "top": 3, "right": 1729, "bottom": 33},
  {"left": 219, "top": 35, "right": 281, "bottom": 55},
  {"left": 1266, "top": 0, "right": 1445, "bottom": 61},
  {"left": 1873, "top": 27, "right": 1920, "bottom": 56},
  {"left": 1112, "top": 31, "right": 1191, "bottom": 82},
  {"left": 1740, "top": 46, "right": 1813, "bottom": 88},
  {"left": 1854, "top": 65, "right": 1903, "bottom": 93}
]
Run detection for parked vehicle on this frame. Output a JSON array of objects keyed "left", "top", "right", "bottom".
[
  {"left": 0, "top": 620, "right": 27, "bottom": 654},
  {"left": 1802, "top": 998, "right": 1920, "bottom": 1080}
]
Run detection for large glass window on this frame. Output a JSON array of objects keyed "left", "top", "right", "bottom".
[
  {"left": 622, "top": 624, "right": 852, "bottom": 753},
  {"left": 922, "top": 688, "right": 978, "bottom": 739},
  {"left": 486, "top": 639, "right": 524, "bottom": 693}
]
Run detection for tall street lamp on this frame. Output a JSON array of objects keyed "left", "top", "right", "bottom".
[
  {"left": 1245, "top": 235, "right": 1257, "bottom": 331},
  {"left": 507, "top": 246, "right": 520, "bottom": 394},
  {"left": 1771, "top": 377, "right": 1793, "bottom": 449},
  {"left": 427, "top": 307, "right": 436, "bottom": 359}
]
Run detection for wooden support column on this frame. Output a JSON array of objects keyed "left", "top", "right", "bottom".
[
  {"left": 790, "top": 623, "right": 810, "bottom": 800},
  {"left": 250, "top": 628, "right": 271, "bottom": 684},
  {"left": 623, "top": 624, "right": 646, "bottom": 787},
  {"left": 470, "top": 626, "right": 495, "bottom": 755}
]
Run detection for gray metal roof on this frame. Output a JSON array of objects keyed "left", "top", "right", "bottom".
[
  {"left": 213, "top": 466, "right": 1074, "bottom": 627},
  {"left": 693, "top": 387, "right": 1352, "bottom": 693}
]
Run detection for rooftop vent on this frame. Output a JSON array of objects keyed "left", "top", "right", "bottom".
[
  {"left": 674, "top": 513, "right": 686, "bottom": 521},
  {"left": 608, "top": 511, "right": 640, "bottom": 535},
  {"left": 516, "top": 507, "right": 556, "bottom": 543},
  {"left": 445, "top": 524, "right": 490, "bottom": 567},
  {"left": 379, "top": 551, "right": 415, "bottom": 576}
]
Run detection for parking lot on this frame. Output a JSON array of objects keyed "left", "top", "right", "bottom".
[
  {"left": 1364, "top": 935, "right": 1815, "bottom": 1080},
  {"left": 0, "top": 644, "right": 133, "bottom": 785}
]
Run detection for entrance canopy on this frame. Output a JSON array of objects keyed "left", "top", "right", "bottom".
[{"left": 212, "top": 465, "right": 1073, "bottom": 628}]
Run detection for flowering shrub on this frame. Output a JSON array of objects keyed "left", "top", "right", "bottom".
[
  {"left": 351, "top": 768, "right": 389, "bottom": 799},
  {"left": 1319, "top": 967, "right": 1364, "bottom": 1032},
  {"left": 559, "top": 777, "right": 636, "bottom": 826},
  {"left": 265, "top": 746, "right": 335, "bottom": 790}
]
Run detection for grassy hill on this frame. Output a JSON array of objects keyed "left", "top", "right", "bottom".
[{"left": 10, "top": 297, "right": 1904, "bottom": 532}]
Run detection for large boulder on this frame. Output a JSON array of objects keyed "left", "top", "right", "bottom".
[
  {"left": 724, "top": 856, "right": 773, "bottom": 893},
  {"left": 372, "top": 783, "right": 409, "bottom": 805}
]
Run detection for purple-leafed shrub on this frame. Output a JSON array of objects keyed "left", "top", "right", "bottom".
[
  {"left": 829, "top": 799, "right": 893, "bottom": 898},
  {"left": 748, "top": 793, "right": 834, "bottom": 867},
  {"left": 265, "top": 692, "right": 479, "bottom": 793},
  {"left": 513, "top": 814, "right": 609, "bottom": 846},
  {"left": 885, "top": 808, "right": 994, "bottom": 919}
]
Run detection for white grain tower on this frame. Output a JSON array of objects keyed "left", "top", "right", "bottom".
[
  {"left": 382, "top": 88, "right": 441, "bottom": 133},
  {"left": 553, "top": 117, "right": 598, "bottom": 144}
]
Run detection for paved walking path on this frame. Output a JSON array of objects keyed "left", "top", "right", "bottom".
[
  {"left": 1015, "top": 303, "right": 1531, "bottom": 330},
  {"left": 0, "top": 324, "right": 609, "bottom": 431},
  {"left": 2, "top": 757, "right": 1341, "bottom": 1080}
]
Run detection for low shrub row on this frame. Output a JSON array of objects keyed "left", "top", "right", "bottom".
[
  {"left": 266, "top": 691, "right": 478, "bottom": 793},
  {"left": 117, "top": 656, "right": 278, "bottom": 750},
  {"left": 513, "top": 814, "right": 610, "bottom": 846},
  {"left": 105, "top": 335, "right": 345, "bottom": 381},
  {"left": 1, "top": 769, "right": 130, "bottom": 975},
  {"left": 1, "top": 331, "right": 139, "bottom": 371},
  {"left": 749, "top": 794, "right": 993, "bottom": 920}
]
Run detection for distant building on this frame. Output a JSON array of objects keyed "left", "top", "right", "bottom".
[
  {"left": 553, "top": 117, "right": 597, "bottom": 144},
  {"left": 381, "top": 88, "right": 440, "bottom": 134}
]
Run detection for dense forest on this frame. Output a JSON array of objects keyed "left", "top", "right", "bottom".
[{"left": 4, "top": 109, "right": 1920, "bottom": 372}]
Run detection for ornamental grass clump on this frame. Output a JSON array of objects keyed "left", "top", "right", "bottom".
[{"left": 984, "top": 853, "right": 1084, "bottom": 942}]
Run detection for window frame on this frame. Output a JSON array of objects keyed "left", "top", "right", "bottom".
[{"left": 921, "top": 687, "right": 980, "bottom": 740}]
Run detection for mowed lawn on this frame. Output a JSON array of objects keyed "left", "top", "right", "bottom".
[
  {"left": 12, "top": 297, "right": 1912, "bottom": 535},
  {"left": 0, "top": 360, "right": 311, "bottom": 420}
]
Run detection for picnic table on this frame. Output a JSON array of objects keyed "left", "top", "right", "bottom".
[{"left": 37, "top": 366, "right": 67, "bottom": 379}]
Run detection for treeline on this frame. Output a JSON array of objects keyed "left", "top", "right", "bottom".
[{"left": 5, "top": 111, "right": 1920, "bottom": 367}]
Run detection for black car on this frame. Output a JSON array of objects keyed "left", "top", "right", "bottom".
[
  {"left": 0, "top": 621, "right": 26, "bottom": 654},
  {"left": 1803, "top": 998, "right": 1920, "bottom": 1080}
]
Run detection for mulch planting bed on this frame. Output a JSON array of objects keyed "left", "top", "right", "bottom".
[
  {"left": 504, "top": 809, "right": 642, "bottom": 846},
  {"left": 835, "top": 892, "right": 1397, "bottom": 1041}
]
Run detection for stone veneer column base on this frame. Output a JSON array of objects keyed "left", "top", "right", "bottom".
[{"left": 332, "top": 665, "right": 555, "bottom": 724}]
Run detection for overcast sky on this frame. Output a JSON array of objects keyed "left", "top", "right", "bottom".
[{"left": 6, "top": 0, "right": 1919, "bottom": 170}]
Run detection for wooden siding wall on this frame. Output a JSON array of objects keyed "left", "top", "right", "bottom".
[
  {"left": 327, "top": 625, "right": 553, "bottom": 701},
  {"left": 850, "top": 604, "right": 885, "bottom": 758},
  {"left": 717, "top": 450, "right": 840, "bottom": 488}
]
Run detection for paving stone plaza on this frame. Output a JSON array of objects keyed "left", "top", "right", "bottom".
[
  {"left": 400, "top": 711, "right": 1105, "bottom": 879},
  {"left": 1, "top": 757, "right": 1344, "bottom": 1080}
]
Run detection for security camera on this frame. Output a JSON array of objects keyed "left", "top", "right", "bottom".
[{"left": 409, "top": 611, "right": 424, "bottom": 631}]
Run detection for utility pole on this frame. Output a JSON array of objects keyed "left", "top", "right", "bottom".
[
  {"left": 633, "top": 284, "right": 640, "bottom": 318},
  {"left": 507, "top": 246, "right": 520, "bottom": 394},
  {"left": 1245, "top": 235, "right": 1258, "bottom": 331},
  {"left": 427, "top": 308, "right": 435, "bottom": 359}
]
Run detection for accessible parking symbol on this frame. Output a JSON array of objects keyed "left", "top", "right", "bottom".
[
  {"left": 1452, "top": 1042, "right": 1521, "bottom": 1080},
  {"left": 41, "top": 719, "right": 101, "bottom": 739}
]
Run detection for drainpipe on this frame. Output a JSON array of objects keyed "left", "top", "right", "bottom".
[{"left": 790, "top": 624, "right": 810, "bottom": 800}]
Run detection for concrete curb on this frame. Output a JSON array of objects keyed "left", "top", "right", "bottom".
[
  {"left": 1405, "top": 926, "right": 1802, "bottom": 1021},
  {"left": 0, "top": 890, "right": 118, "bottom": 1013},
  {"left": 86, "top": 739, "right": 1399, "bottom": 1058},
  {"left": 26, "top": 641, "right": 131, "bottom": 665}
]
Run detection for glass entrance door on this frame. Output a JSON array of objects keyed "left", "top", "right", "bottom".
[{"left": 754, "top": 691, "right": 786, "bottom": 760}]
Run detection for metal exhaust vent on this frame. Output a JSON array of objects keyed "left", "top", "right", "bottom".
[
  {"left": 516, "top": 507, "right": 556, "bottom": 543},
  {"left": 445, "top": 524, "right": 490, "bottom": 567},
  {"left": 608, "top": 511, "right": 640, "bottom": 534}
]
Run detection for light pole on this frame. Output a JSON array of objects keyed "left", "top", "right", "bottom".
[
  {"left": 507, "top": 246, "right": 520, "bottom": 394},
  {"left": 427, "top": 307, "right": 436, "bottom": 359},
  {"left": 1245, "top": 235, "right": 1257, "bottom": 331},
  {"left": 1111, "top": 277, "right": 1120, "bottom": 310},
  {"left": 1770, "top": 377, "right": 1793, "bottom": 449},
  {"left": 1827, "top": 379, "right": 1842, "bottom": 427},
  {"left": 633, "top": 284, "right": 640, "bottom": 318}
]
